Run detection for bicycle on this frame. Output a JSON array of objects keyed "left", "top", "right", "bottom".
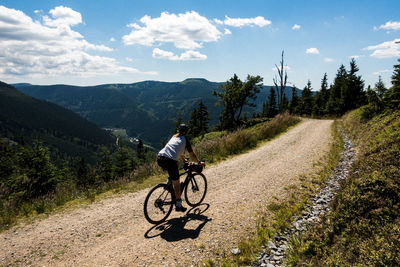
[{"left": 144, "top": 162, "right": 207, "bottom": 224}]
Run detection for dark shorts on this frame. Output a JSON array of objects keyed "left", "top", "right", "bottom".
[{"left": 157, "top": 155, "right": 179, "bottom": 181}]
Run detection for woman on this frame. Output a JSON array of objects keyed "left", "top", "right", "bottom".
[{"left": 157, "top": 124, "right": 203, "bottom": 212}]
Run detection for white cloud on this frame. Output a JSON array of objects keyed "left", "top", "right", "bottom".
[
  {"left": 324, "top": 57, "right": 334, "bottom": 62},
  {"left": 306, "top": 47, "right": 320, "bottom": 54},
  {"left": 152, "top": 48, "right": 207, "bottom": 61},
  {"left": 123, "top": 11, "right": 222, "bottom": 50},
  {"left": 125, "top": 57, "right": 134, "bottom": 62},
  {"left": 110, "top": 37, "right": 116, "bottom": 42},
  {"left": 214, "top": 18, "right": 223, "bottom": 25},
  {"left": 43, "top": 6, "right": 82, "bottom": 27},
  {"left": 373, "top": 69, "right": 392, "bottom": 75},
  {"left": 224, "top": 28, "right": 232, "bottom": 35},
  {"left": 292, "top": 24, "right": 301, "bottom": 30},
  {"left": 377, "top": 21, "right": 400, "bottom": 31},
  {"left": 0, "top": 5, "right": 155, "bottom": 79},
  {"left": 223, "top": 16, "right": 271, "bottom": 27},
  {"left": 365, "top": 38, "right": 400, "bottom": 58}
]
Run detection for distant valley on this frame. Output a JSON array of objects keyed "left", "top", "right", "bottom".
[{"left": 14, "top": 79, "right": 300, "bottom": 148}]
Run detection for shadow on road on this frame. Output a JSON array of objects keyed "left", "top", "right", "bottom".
[{"left": 144, "top": 203, "right": 212, "bottom": 242}]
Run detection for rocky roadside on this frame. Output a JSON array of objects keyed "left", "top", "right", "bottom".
[{"left": 253, "top": 129, "right": 356, "bottom": 267}]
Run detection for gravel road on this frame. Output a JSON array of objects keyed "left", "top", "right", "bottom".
[{"left": 0, "top": 119, "right": 333, "bottom": 266}]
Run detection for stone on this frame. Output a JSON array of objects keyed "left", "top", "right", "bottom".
[
  {"left": 231, "top": 248, "right": 241, "bottom": 255},
  {"left": 267, "top": 241, "right": 277, "bottom": 250}
]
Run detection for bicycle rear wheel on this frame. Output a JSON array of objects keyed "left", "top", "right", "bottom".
[
  {"left": 184, "top": 173, "right": 207, "bottom": 207},
  {"left": 144, "top": 184, "right": 173, "bottom": 224}
]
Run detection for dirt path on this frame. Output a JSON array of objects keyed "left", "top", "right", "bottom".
[{"left": 0, "top": 119, "right": 333, "bottom": 267}]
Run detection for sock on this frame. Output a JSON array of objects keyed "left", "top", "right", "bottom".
[{"left": 176, "top": 199, "right": 182, "bottom": 207}]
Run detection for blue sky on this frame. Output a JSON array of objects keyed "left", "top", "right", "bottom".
[{"left": 0, "top": 0, "right": 399, "bottom": 90}]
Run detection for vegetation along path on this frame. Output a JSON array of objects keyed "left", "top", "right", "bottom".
[{"left": 0, "top": 119, "right": 333, "bottom": 266}]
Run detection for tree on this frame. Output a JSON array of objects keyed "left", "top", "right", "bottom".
[
  {"left": 137, "top": 139, "right": 145, "bottom": 160},
  {"left": 262, "top": 87, "right": 277, "bottom": 117},
  {"left": 346, "top": 58, "right": 366, "bottom": 110},
  {"left": 299, "top": 80, "right": 313, "bottom": 116},
  {"left": 327, "top": 64, "right": 347, "bottom": 115},
  {"left": 312, "top": 73, "right": 329, "bottom": 116},
  {"left": 98, "top": 146, "right": 113, "bottom": 182},
  {"left": 18, "top": 140, "right": 60, "bottom": 197},
  {"left": 76, "top": 157, "right": 90, "bottom": 188},
  {"left": 289, "top": 86, "right": 299, "bottom": 114},
  {"left": 366, "top": 85, "right": 379, "bottom": 111},
  {"left": 214, "top": 74, "right": 263, "bottom": 129},
  {"left": 385, "top": 59, "right": 400, "bottom": 109},
  {"left": 375, "top": 75, "right": 387, "bottom": 99},
  {"left": 114, "top": 147, "right": 134, "bottom": 177},
  {"left": 188, "top": 100, "right": 211, "bottom": 137},
  {"left": 273, "top": 51, "right": 288, "bottom": 112}
]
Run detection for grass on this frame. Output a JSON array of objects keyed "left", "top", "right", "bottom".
[
  {"left": 205, "top": 120, "right": 345, "bottom": 266},
  {"left": 285, "top": 108, "right": 400, "bottom": 266},
  {"left": 0, "top": 113, "right": 300, "bottom": 232}
]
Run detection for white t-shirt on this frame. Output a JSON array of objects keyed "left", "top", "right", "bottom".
[{"left": 158, "top": 135, "right": 192, "bottom": 161}]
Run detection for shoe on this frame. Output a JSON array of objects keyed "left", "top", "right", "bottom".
[
  {"left": 175, "top": 205, "right": 187, "bottom": 212},
  {"left": 175, "top": 199, "right": 187, "bottom": 212}
]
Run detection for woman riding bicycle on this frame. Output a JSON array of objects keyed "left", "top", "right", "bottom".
[{"left": 157, "top": 124, "right": 203, "bottom": 212}]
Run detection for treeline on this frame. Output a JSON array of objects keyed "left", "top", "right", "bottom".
[
  {"left": 184, "top": 57, "right": 387, "bottom": 139},
  {"left": 0, "top": 137, "right": 155, "bottom": 229},
  {"left": 263, "top": 59, "right": 367, "bottom": 118}
]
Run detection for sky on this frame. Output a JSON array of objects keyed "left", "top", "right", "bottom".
[{"left": 0, "top": 0, "right": 399, "bottom": 90}]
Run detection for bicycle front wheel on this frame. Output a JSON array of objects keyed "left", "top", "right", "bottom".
[
  {"left": 144, "top": 184, "right": 173, "bottom": 224},
  {"left": 184, "top": 173, "right": 207, "bottom": 207}
]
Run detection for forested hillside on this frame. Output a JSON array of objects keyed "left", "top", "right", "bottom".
[
  {"left": 15, "top": 79, "right": 299, "bottom": 147},
  {"left": 0, "top": 81, "right": 115, "bottom": 165}
]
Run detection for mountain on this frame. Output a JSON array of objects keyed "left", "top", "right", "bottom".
[
  {"left": 0, "top": 81, "right": 115, "bottom": 165},
  {"left": 14, "top": 79, "right": 301, "bottom": 148}
]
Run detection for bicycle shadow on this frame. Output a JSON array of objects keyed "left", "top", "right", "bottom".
[{"left": 144, "top": 203, "right": 212, "bottom": 242}]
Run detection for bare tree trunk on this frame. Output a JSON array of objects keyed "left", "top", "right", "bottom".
[{"left": 273, "top": 51, "right": 288, "bottom": 112}]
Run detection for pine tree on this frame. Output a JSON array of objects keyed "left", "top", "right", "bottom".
[
  {"left": 197, "top": 100, "right": 211, "bottom": 136},
  {"left": 137, "top": 139, "right": 145, "bottom": 160},
  {"left": 76, "top": 157, "right": 89, "bottom": 188},
  {"left": 366, "top": 85, "right": 380, "bottom": 111},
  {"left": 188, "top": 100, "right": 211, "bottom": 138},
  {"left": 263, "top": 87, "right": 277, "bottom": 117},
  {"left": 99, "top": 146, "right": 113, "bottom": 182},
  {"left": 375, "top": 75, "right": 387, "bottom": 99},
  {"left": 327, "top": 65, "right": 347, "bottom": 115},
  {"left": 289, "top": 86, "right": 299, "bottom": 114},
  {"left": 385, "top": 59, "right": 400, "bottom": 109},
  {"left": 18, "top": 140, "right": 60, "bottom": 197},
  {"left": 188, "top": 107, "right": 199, "bottom": 137},
  {"left": 312, "top": 73, "right": 329, "bottom": 116},
  {"left": 346, "top": 59, "right": 366, "bottom": 110},
  {"left": 114, "top": 147, "right": 133, "bottom": 177},
  {"left": 300, "top": 80, "right": 313, "bottom": 116}
]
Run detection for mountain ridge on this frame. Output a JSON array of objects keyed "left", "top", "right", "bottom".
[
  {"left": 13, "top": 79, "right": 301, "bottom": 147},
  {"left": 0, "top": 81, "right": 115, "bottom": 165}
]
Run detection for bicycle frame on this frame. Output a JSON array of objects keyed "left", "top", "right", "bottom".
[{"left": 166, "top": 168, "right": 195, "bottom": 199}]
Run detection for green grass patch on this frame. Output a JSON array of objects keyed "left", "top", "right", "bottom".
[{"left": 286, "top": 108, "right": 400, "bottom": 266}]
